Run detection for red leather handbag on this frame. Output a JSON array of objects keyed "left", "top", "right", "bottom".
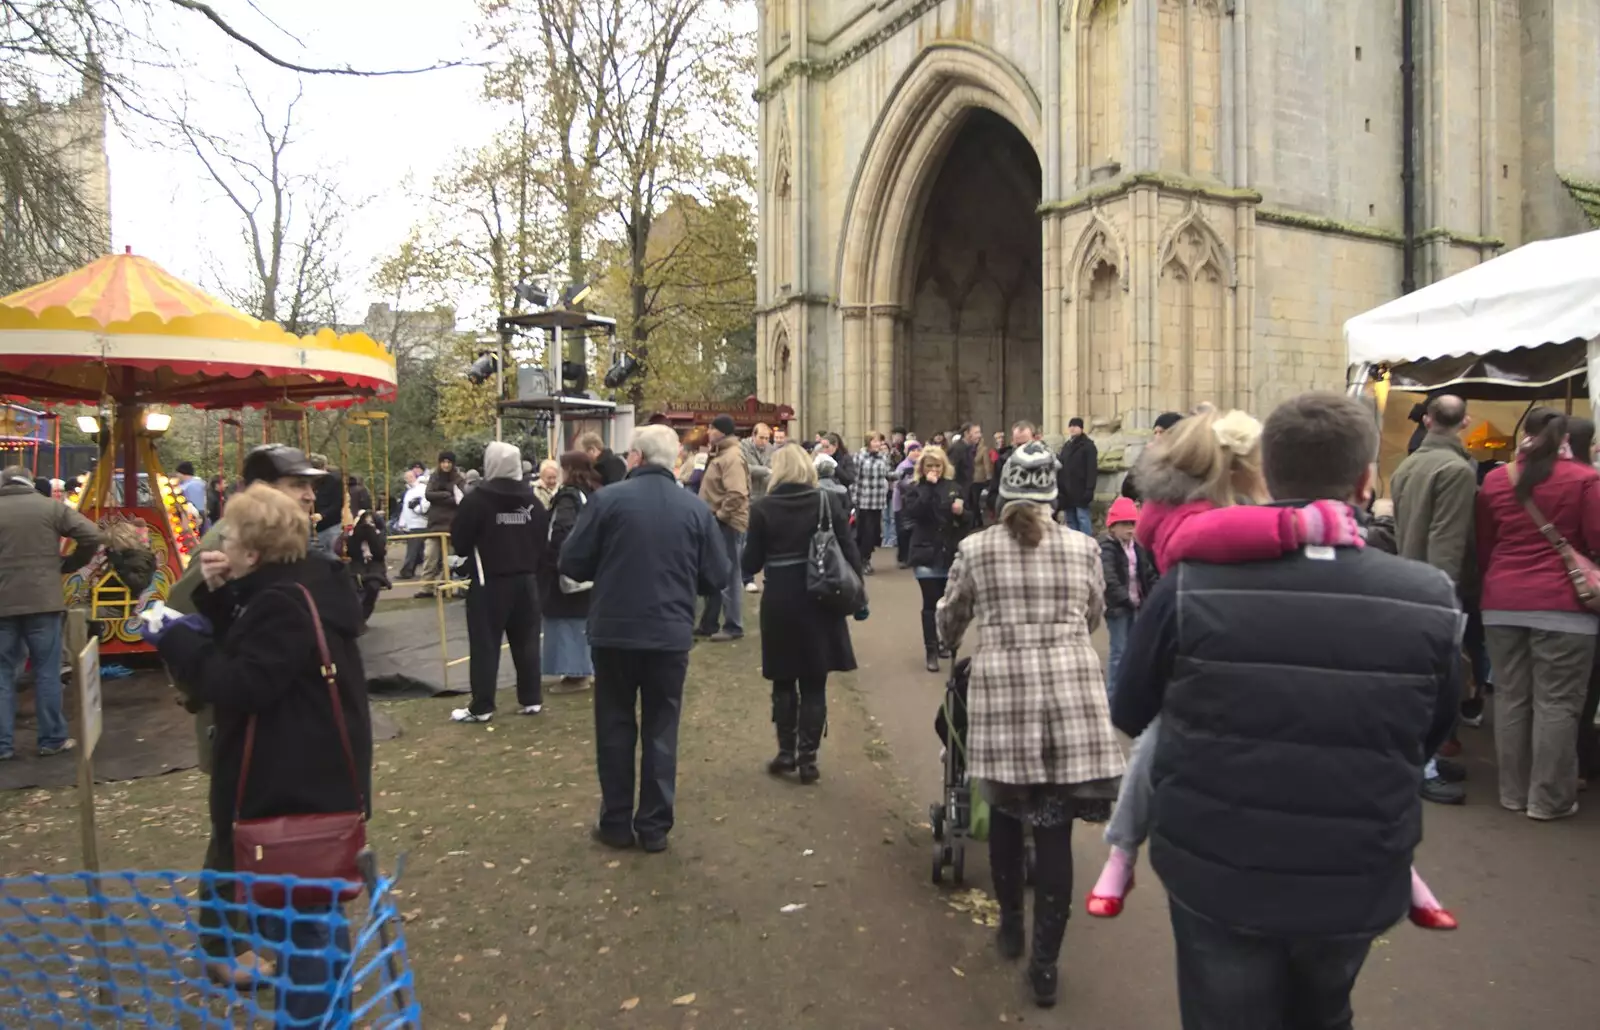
[{"left": 232, "top": 583, "right": 366, "bottom": 906}]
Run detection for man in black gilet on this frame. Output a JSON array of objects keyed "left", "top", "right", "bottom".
[{"left": 1112, "top": 393, "right": 1461, "bottom": 1030}]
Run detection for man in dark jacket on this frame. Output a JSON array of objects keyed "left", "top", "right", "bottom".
[
  {"left": 1121, "top": 411, "right": 1184, "bottom": 500},
  {"left": 579, "top": 431, "right": 628, "bottom": 487},
  {"left": 309, "top": 453, "right": 344, "bottom": 554},
  {"left": 560, "top": 425, "right": 725, "bottom": 853},
  {"left": 0, "top": 465, "right": 102, "bottom": 760},
  {"left": 1058, "top": 417, "right": 1098, "bottom": 534},
  {"left": 1112, "top": 394, "right": 1461, "bottom": 1030},
  {"left": 449, "top": 441, "right": 549, "bottom": 723},
  {"left": 417, "top": 451, "right": 465, "bottom": 597},
  {"left": 1389, "top": 393, "right": 1477, "bottom": 805}
]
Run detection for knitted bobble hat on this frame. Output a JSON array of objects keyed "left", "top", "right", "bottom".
[{"left": 998, "top": 440, "right": 1059, "bottom": 505}]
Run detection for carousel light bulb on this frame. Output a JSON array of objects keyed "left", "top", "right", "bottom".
[
  {"left": 76, "top": 415, "right": 100, "bottom": 434},
  {"left": 144, "top": 412, "right": 172, "bottom": 432}
]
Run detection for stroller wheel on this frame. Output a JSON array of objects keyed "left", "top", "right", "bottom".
[
  {"left": 952, "top": 843, "right": 966, "bottom": 885},
  {"left": 931, "top": 843, "right": 945, "bottom": 885},
  {"left": 930, "top": 804, "right": 946, "bottom": 843}
]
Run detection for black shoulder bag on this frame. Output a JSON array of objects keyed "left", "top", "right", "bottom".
[{"left": 807, "top": 491, "right": 867, "bottom": 616}]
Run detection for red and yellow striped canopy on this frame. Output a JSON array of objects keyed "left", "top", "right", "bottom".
[{"left": 0, "top": 251, "right": 396, "bottom": 408}]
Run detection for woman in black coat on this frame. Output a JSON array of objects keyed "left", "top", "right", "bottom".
[
  {"left": 901, "top": 445, "right": 971, "bottom": 672},
  {"left": 540, "top": 451, "right": 600, "bottom": 690},
  {"left": 149, "top": 484, "right": 371, "bottom": 1021},
  {"left": 742, "top": 443, "right": 864, "bottom": 784}
]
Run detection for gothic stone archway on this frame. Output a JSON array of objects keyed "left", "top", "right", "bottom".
[{"left": 835, "top": 43, "right": 1044, "bottom": 442}]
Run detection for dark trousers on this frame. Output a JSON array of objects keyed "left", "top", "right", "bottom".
[
  {"left": 918, "top": 576, "right": 947, "bottom": 649},
  {"left": 399, "top": 536, "right": 425, "bottom": 577},
  {"left": 1168, "top": 899, "right": 1374, "bottom": 1030},
  {"left": 895, "top": 513, "right": 912, "bottom": 565},
  {"left": 696, "top": 522, "right": 744, "bottom": 636},
  {"left": 990, "top": 808, "right": 1075, "bottom": 968},
  {"left": 592, "top": 647, "right": 689, "bottom": 840},
  {"left": 773, "top": 674, "right": 827, "bottom": 759},
  {"left": 854, "top": 508, "right": 882, "bottom": 564},
  {"left": 465, "top": 575, "right": 542, "bottom": 716},
  {"left": 199, "top": 831, "right": 243, "bottom": 959}
]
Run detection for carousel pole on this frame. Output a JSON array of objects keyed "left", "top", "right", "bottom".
[{"left": 51, "top": 414, "right": 60, "bottom": 480}]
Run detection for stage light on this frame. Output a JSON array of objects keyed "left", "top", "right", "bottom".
[
  {"left": 514, "top": 282, "right": 549, "bottom": 309},
  {"left": 466, "top": 352, "right": 500, "bottom": 386},
  {"left": 144, "top": 412, "right": 172, "bottom": 432},
  {"left": 561, "top": 282, "right": 591, "bottom": 308},
  {"left": 76, "top": 415, "right": 100, "bottom": 434},
  {"left": 604, "top": 353, "right": 639, "bottom": 389}
]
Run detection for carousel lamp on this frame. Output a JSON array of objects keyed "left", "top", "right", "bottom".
[
  {"left": 76, "top": 415, "right": 100, "bottom": 434},
  {"left": 144, "top": 412, "right": 172, "bottom": 433}
]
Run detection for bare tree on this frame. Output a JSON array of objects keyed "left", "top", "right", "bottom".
[
  {"left": 599, "top": 0, "right": 752, "bottom": 404},
  {"left": 175, "top": 80, "right": 346, "bottom": 333}
]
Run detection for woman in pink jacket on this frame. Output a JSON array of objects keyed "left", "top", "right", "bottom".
[{"left": 1476, "top": 407, "right": 1600, "bottom": 822}]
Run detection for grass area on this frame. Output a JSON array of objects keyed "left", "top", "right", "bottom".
[{"left": 0, "top": 637, "right": 1030, "bottom": 1028}]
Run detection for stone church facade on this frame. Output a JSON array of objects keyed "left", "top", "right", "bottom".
[{"left": 754, "top": 0, "right": 1600, "bottom": 446}]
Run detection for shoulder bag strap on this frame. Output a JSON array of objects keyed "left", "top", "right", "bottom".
[
  {"left": 1507, "top": 462, "right": 1580, "bottom": 556},
  {"left": 817, "top": 490, "right": 831, "bottom": 533}
]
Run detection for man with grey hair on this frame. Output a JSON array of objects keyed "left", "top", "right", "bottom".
[
  {"left": 559, "top": 425, "right": 726, "bottom": 853},
  {"left": 1111, "top": 393, "right": 1462, "bottom": 1030},
  {"left": 0, "top": 465, "right": 103, "bottom": 760}
]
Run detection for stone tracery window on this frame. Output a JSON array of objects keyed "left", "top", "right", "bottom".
[
  {"left": 1155, "top": 0, "right": 1223, "bottom": 177},
  {"left": 1157, "top": 223, "right": 1227, "bottom": 412}
]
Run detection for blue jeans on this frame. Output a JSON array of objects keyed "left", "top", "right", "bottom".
[
  {"left": 696, "top": 522, "right": 744, "bottom": 636},
  {"left": 255, "top": 907, "right": 352, "bottom": 1025},
  {"left": 0, "top": 613, "right": 69, "bottom": 755},
  {"left": 1064, "top": 506, "right": 1094, "bottom": 535},
  {"left": 1106, "top": 609, "right": 1134, "bottom": 698},
  {"left": 883, "top": 513, "right": 898, "bottom": 547}
]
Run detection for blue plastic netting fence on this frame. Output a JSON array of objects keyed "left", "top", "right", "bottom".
[{"left": 0, "top": 868, "right": 421, "bottom": 1028}]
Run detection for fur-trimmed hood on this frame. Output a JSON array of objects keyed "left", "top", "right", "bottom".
[{"left": 1132, "top": 446, "right": 1212, "bottom": 506}]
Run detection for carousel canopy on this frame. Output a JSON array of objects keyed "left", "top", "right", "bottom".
[{"left": 0, "top": 251, "right": 397, "bottom": 408}]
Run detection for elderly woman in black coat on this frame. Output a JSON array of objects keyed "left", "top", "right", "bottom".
[
  {"left": 540, "top": 450, "right": 602, "bottom": 691},
  {"left": 148, "top": 483, "right": 372, "bottom": 1023},
  {"left": 742, "top": 443, "right": 864, "bottom": 783}
]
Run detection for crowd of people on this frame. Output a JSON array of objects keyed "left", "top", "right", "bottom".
[{"left": 11, "top": 383, "right": 1595, "bottom": 1024}]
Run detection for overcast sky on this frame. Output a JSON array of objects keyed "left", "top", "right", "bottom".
[{"left": 107, "top": 0, "right": 501, "bottom": 328}]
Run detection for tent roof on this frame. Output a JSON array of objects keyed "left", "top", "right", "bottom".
[{"left": 1344, "top": 230, "right": 1600, "bottom": 366}]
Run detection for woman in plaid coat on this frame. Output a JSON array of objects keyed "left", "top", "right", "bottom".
[{"left": 936, "top": 441, "right": 1126, "bottom": 1009}]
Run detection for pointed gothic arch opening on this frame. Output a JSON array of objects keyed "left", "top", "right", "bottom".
[
  {"left": 904, "top": 110, "right": 1043, "bottom": 437},
  {"left": 835, "top": 42, "right": 1044, "bottom": 440}
]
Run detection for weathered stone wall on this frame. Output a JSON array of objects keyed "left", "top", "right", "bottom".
[{"left": 756, "top": 0, "right": 1600, "bottom": 443}]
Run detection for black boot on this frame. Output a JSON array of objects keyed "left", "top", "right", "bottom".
[
  {"left": 921, "top": 610, "right": 941, "bottom": 672},
  {"left": 797, "top": 695, "right": 827, "bottom": 784},
  {"left": 992, "top": 862, "right": 1025, "bottom": 960},
  {"left": 769, "top": 685, "right": 798, "bottom": 776},
  {"left": 1027, "top": 890, "right": 1069, "bottom": 1008}
]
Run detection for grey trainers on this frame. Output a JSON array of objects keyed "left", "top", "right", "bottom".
[
  {"left": 39, "top": 739, "right": 77, "bottom": 757},
  {"left": 450, "top": 709, "right": 493, "bottom": 724}
]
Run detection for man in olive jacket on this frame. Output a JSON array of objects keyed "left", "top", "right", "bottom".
[
  {"left": 1389, "top": 393, "right": 1477, "bottom": 806},
  {"left": 0, "top": 466, "right": 103, "bottom": 759},
  {"left": 696, "top": 414, "right": 750, "bottom": 641}
]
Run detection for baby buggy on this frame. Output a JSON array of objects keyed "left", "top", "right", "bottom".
[
  {"left": 929, "top": 653, "right": 1034, "bottom": 886},
  {"left": 930, "top": 655, "right": 972, "bottom": 884}
]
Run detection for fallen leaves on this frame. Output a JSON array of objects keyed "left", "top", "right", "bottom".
[
  {"left": 619, "top": 997, "right": 640, "bottom": 1012},
  {"left": 489, "top": 1016, "right": 508, "bottom": 1030},
  {"left": 951, "top": 966, "right": 965, "bottom": 978},
  {"left": 672, "top": 993, "right": 697, "bottom": 1006},
  {"left": 605, "top": 860, "right": 621, "bottom": 869},
  {"left": 779, "top": 903, "right": 806, "bottom": 914}
]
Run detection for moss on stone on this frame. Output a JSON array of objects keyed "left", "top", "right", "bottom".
[
  {"left": 1038, "top": 172, "right": 1262, "bottom": 217},
  {"left": 1559, "top": 174, "right": 1600, "bottom": 228}
]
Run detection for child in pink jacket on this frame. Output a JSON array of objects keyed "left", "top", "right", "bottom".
[{"left": 1085, "top": 409, "right": 1456, "bottom": 931}]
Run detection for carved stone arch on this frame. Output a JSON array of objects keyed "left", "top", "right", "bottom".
[
  {"left": 1157, "top": 204, "right": 1236, "bottom": 287},
  {"left": 833, "top": 40, "right": 1043, "bottom": 439},
  {"left": 769, "top": 320, "right": 793, "bottom": 405},
  {"left": 1066, "top": 211, "right": 1132, "bottom": 299}
]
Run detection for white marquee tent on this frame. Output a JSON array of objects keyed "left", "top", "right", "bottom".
[{"left": 1345, "top": 229, "right": 1600, "bottom": 400}]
